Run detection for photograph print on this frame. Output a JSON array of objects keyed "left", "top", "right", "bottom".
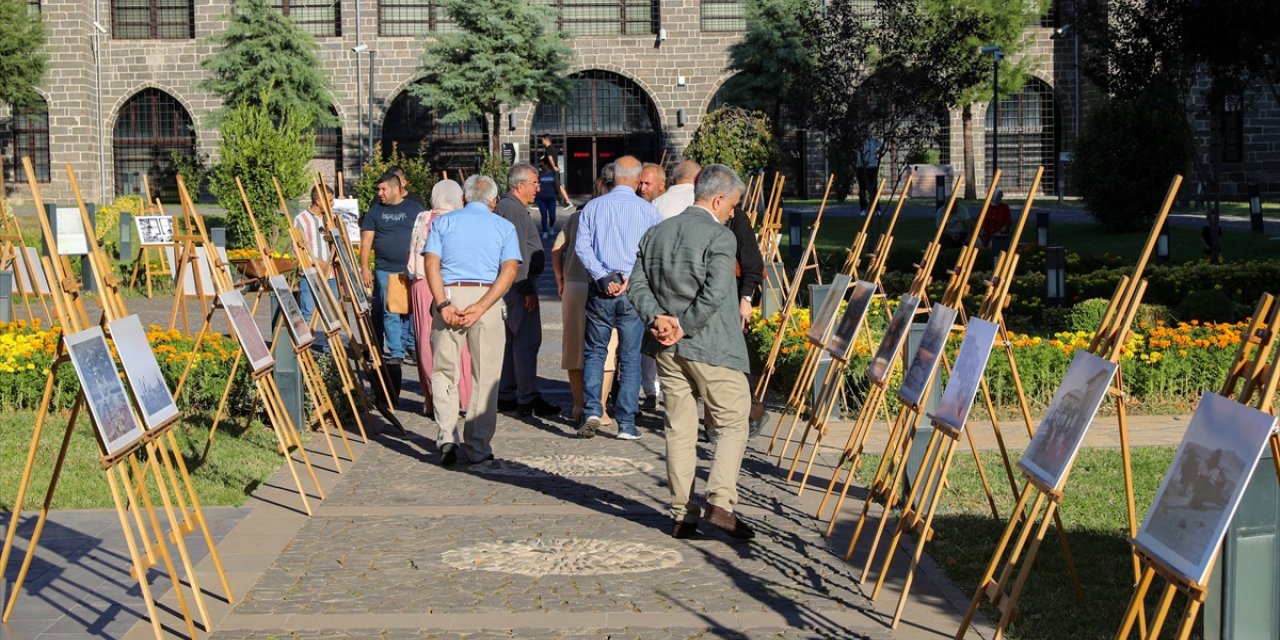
[
  {"left": 866, "top": 294, "right": 921, "bottom": 385},
  {"left": 65, "top": 327, "right": 145, "bottom": 457},
  {"left": 268, "top": 275, "right": 315, "bottom": 349},
  {"left": 1019, "top": 350, "right": 1118, "bottom": 491},
  {"left": 220, "top": 289, "right": 274, "bottom": 374},
  {"left": 825, "top": 280, "right": 878, "bottom": 361},
  {"left": 931, "top": 318, "right": 1001, "bottom": 435},
  {"left": 1135, "top": 391, "right": 1277, "bottom": 585},
  {"left": 897, "top": 304, "right": 959, "bottom": 409},
  {"left": 806, "top": 273, "right": 853, "bottom": 345},
  {"left": 331, "top": 198, "right": 362, "bottom": 243},
  {"left": 109, "top": 314, "right": 180, "bottom": 431},
  {"left": 334, "top": 239, "right": 370, "bottom": 312},
  {"left": 134, "top": 215, "right": 175, "bottom": 246},
  {"left": 303, "top": 267, "right": 343, "bottom": 333}
]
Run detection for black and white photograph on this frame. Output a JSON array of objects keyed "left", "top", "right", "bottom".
[
  {"left": 109, "top": 314, "right": 180, "bottom": 431},
  {"left": 334, "top": 238, "right": 370, "bottom": 312},
  {"left": 134, "top": 215, "right": 175, "bottom": 246},
  {"left": 65, "top": 327, "right": 145, "bottom": 457},
  {"left": 897, "top": 304, "right": 959, "bottom": 409},
  {"left": 269, "top": 275, "right": 315, "bottom": 349},
  {"left": 332, "top": 198, "right": 362, "bottom": 243},
  {"left": 807, "top": 274, "right": 852, "bottom": 345},
  {"left": 932, "top": 318, "right": 1000, "bottom": 434},
  {"left": 866, "top": 294, "right": 921, "bottom": 385},
  {"left": 1019, "top": 351, "right": 1118, "bottom": 490},
  {"left": 220, "top": 290, "right": 274, "bottom": 374},
  {"left": 303, "top": 267, "right": 343, "bottom": 333},
  {"left": 825, "top": 280, "right": 877, "bottom": 361},
  {"left": 1135, "top": 391, "right": 1277, "bottom": 585},
  {"left": 55, "top": 206, "right": 89, "bottom": 256}
]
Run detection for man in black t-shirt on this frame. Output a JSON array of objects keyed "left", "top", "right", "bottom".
[
  {"left": 390, "top": 166, "right": 425, "bottom": 209},
  {"left": 360, "top": 172, "right": 423, "bottom": 366},
  {"left": 539, "top": 134, "right": 561, "bottom": 173}
]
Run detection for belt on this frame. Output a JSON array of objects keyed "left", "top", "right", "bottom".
[{"left": 445, "top": 281, "right": 492, "bottom": 287}]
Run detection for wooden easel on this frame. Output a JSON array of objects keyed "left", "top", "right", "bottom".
[
  {"left": 167, "top": 186, "right": 213, "bottom": 334},
  {"left": 127, "top": 175, "right": 175, "bottom": 298},
  {"left": 1112, "top": 293, "right": 1280, "bottom": 640},
  {"left": 169, "top": 175, "right": 327, "bottom": 515},
  {"left": 955, "top": 177, "right": 1188, "bottom": 640},
  {"left": 0, "top": 159, "right": 230, "bottom": 638},
  {"left": 0, "top": 158, "right": 53, "bottom": 325},
  {"left": 271, "top": 175, "right": 369, "bottom": 444},
  {"left": 756, "top": 174, "right": 790, "bottom": 310},
  {"left": 764, "top": 175, "right": 904, "bottom": 460}
]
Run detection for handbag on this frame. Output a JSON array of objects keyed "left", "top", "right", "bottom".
[{"left": 386, "top": 273, "right": 411, "bottom": 314}]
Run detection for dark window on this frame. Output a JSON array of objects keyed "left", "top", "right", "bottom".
[
  {"left": 701, "top": 0, "right": 744, "bottom": 31},
  {"left": 111, "top": 0, "right": 194, "bottom": 39},
  {"left": 113, "top": 89, "right": 196, "bottom": 199},
  {"left": 985, "top": 78, "right": 1058, "bottom": 195},
  {"left": 544, "top": 0, "right": 658, "bottom": 36},
  {"left": 378, "top": 0, "right": 454, "bottom": 35},
  {"left": 315, "top": 108, "right": 342, "bottom": 165},
  {"left": 382, "top": 84, "right": 487, "bottom": 175},
  {"left": 26, "top": 0, "right": 39, "bottom": 15},
  {"left": 271, "top": 0, "right": 341, "bottom": 37},
  {"left": 1214, "top": 95, "right": 1245, "bottom": 163},
  {"left": 11, "top": 97, "right": 51, "bottom": 183},
  {"left": 1025, "top": 0, "right": 1052, "bottom": 27}
]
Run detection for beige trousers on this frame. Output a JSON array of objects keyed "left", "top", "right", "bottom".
[
  {"left": 655, "top": 350, "right": 750, "bottom": 523},
  {"left": 430, "top": 286, "right": 506, "bottom": 460}
]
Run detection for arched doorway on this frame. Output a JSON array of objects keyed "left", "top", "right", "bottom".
[
  {"left": 382, "top": 83, "right": 487, "bottom": 176},
  {"left": 112, "top": 88, "right": 196, "bottom": 199},
  {"left": 985, "top": 78, "right": 1058, "bottom": 195},
  {"left": 532, "top": 70, "right": 661, "bottom": 195}
]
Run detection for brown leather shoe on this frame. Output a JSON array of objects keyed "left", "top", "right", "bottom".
[
  {"left": 703, "top": 505, "right": 755, "bottom": 540},
  {"left": 671, "top": 521, "right": 700, "bottom": 539}
]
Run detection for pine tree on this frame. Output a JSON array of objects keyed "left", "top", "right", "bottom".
[
  {"left": 0, "top": 0, "right": 47, "bottom": 109},
  {"left": 723, "top": 0, "right": 818, "bottom": 140},
  {"left": 200, "top": 0, "right": 335, "bottom": 127},
  {"left": 412, "top": 0, "right": 574, "bottom": 159}
]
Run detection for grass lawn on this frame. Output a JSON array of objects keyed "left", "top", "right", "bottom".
[
  {"left": 0, "top": 410, "right": 284, "bottom": 512},
  {"left": 857, "top": 445, "right": 1191, "bottom": 640}
]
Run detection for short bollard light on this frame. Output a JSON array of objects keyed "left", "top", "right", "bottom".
[
  {"left": 1249, "top": 183, "right": 1263, "bottom": 234},
  {"left": 788, "top": 209, "right": 802, "bottom": 262},
  {"left": 1036, "top": 210, "right": 1050, "bottom": 246},
  {"left": 1156, "top": 221, "right": 1171, "bottom": 262},
  {"left": 1045, "top": 246, "right": 1066, "bottom": 306}
]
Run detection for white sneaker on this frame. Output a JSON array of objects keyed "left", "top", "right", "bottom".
[{"left": 617, "top": 428, "right": 642, "bottom": 441}]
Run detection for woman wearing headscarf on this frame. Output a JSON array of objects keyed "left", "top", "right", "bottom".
[{"left": 408, "top": 179, "right": 471, "bottom": 415}]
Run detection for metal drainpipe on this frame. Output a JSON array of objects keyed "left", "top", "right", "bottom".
[
  {"left": 95, "top": 0, "right": 106, "bottom": 202},
  {"left": 355, "top": 0, "right": 362, "bottom": 171}
]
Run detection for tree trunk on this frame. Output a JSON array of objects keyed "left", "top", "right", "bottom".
[
  {"left": 962, "top": 103, "right": 977, "bottom": 200},
  {"left": 490, "top": 107, "right": 502, "bottom": 162}
]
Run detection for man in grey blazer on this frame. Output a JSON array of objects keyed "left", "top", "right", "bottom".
[{"left": 627, "top": 164, "right": 755, "bottom": 540}]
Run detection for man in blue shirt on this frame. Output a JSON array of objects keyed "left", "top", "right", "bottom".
[
  {"left": 423, "top": 174, "right": 522, "bottom": 466},
  {"left": 360, "top": 172, "right": 423, "bottom": 367},
  {"left": 573, "top": 155, "right": 663, "bottom": 440}
]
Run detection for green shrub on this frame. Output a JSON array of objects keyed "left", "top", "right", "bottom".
[
  {"left": 1177, "top": 289, "right": 1238, "bottom": 323},
  {"left": 1068, "top": 298, "right": 1111, "bottom": 333},
  {"left": 684, "top": 106, "right": 777, "bottom": 178},
  {"left": 356, "top": 143, "right": 438, "bottom": 216}
]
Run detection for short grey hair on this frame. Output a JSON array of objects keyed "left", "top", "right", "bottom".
[
  {"left": 507, "top": 163, "right": 536, "bottom": 190},
  {"left": 672, "top": 160, "right": 701, "bottom": 185},
  {"left": 463, "top": 174, "right": 499, "bottom": 204},
  {"left": 600, "top": 162, "right": 616, "bottom": 185},
  {"left": 693, "top": 164, "right": 745, "bottom": 202}
]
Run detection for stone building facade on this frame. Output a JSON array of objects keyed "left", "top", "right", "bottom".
[{"left": 1, "top": 0, "right": 1106, "bottom": 205}]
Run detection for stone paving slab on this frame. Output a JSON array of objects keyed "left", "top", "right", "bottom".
[{"left": 209, "top": 626, "right": 886, "bottom": 639}]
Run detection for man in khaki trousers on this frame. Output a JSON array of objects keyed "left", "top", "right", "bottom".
[
  {"left": 627, "top": 164, "right": 755, "bottom": 540},
  {"left": 423, "top": 175, "right": 521, "bottom": 465}
]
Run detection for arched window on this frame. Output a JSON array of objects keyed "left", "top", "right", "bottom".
[
  {"left": 113, "top": 89, "right": 196, "bottom": 199},
  {"left": 985, "top": 78, "right": 1058, "bottom": 195},
  {"left": 11, "top": 97, "right": 51, "bottom": 183},
  {"left": 381, "top": 84, "right": 488, "bottom": 176},
  {"left": 532, "top": 70, "right": 660, "bottom": 195},
  {"left": 271, "top": 0, "right": 340, "bottom": 37},
  {"left": 111, "top": 0, "right": 195, "bottom": 39}
]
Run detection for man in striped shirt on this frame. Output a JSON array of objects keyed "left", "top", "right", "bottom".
[
  {"left": 573, "top": 156, "right": 663, "bottom": 440},
  {"left": 293, "top": 184, "right": 339, "bottom": 351}
]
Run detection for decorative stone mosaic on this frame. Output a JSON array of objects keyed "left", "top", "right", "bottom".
[
  {"left": 468, "top": 454, "right": 654, "bottom": 478},
  {"left": 441, "top": 538, "right": 681, "bottom": 577}
]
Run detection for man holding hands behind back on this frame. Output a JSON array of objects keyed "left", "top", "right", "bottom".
[{"left": 627, "top": 164, "right": 755, "bottom": 541}]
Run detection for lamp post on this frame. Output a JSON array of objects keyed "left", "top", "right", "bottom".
[
  {"left": 92, "top": 20, "right": 108, "bottom": 202},
  {"left": 980, "top": 45, "right": 1003, "bottom": 179},
  {"left": 352, "top": 43, "right": 368, "bottom": 170}
]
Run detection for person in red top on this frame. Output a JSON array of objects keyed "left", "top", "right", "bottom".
[{"left": 980, "top": 189, "right": 1012, "bottom": 248}]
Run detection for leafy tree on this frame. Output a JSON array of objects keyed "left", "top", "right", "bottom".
[
  {"left": 209, "top": 96, "right": 315, "bottom": 249},
  {"left": 200, "top": 0, "right": 335, "bottom": 127},
  {"left": 684, "top": 107, "right": 777, "bottom": 178},
  {"left": 412, "top": 0, "right": 573, "bottom": 159},
  {"left": 0, "top": 0, "right": 47, "bottom": 108},
  {"left": 722, "top": 0, "right": 819, "bottom": 141},
  {"left": 356, "top": 143, "right": 437, "bottom": 215}
]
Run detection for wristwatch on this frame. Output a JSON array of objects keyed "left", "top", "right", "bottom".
[{"left": 435, "top": 301, "right": 453, "bottom": 314}]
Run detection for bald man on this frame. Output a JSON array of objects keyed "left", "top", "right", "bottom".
[
  {"left": 653, "top": 160, "right": 699, "bottom": 220},
  {"left": 638, "top": 162, "right": 667, "bottom": 203}
]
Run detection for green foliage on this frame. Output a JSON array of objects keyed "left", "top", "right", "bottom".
[
  {"left": 1076, "top": 90, "right": 1191, "bottom": 231},
  {"left": 722, "top": 0, "right": 818, "bottom": 133},
  {"left": 199, "top": 0, "right": 335, "bottom": 127},
  {"left": 684, "top": 107, "right": 777, "bottom": 178},
  {"left": 209, "top": 98, "right": 315, "bottom": 249},
  {"left": 0, "top": 0, "right": 47, "bottom": 108},
  {"left": 1068, "top": 298, "right": 1111, "bottom": 333},
  {"left": 479, "top": 150, "right": 512, "bottom": 194},
  {"left": 172, "top": 150, "right": 211, "bottom": 199},
  {"left": 356, "top": 143, "right": 438, "bottom": 216},
  {"left": 1177, "top": 289, "right": 1238, "bottom": 323},
  {"left": 95, "top": 195, "right": 144, "bottom": 260},
  {"left": 412, "top": 0, "right": 573, "bottom": 159}
]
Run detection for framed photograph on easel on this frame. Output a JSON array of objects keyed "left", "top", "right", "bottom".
[
  {"left": 825, "top": 280, "right": 877, "bottom": 360},
  {"left": 867, "top": 294, "right": 920, "bottom": 385},
  {"left": 333, "top": 238, "right": 370, "bottom": 312},
  {"left": 219, "top": 290, "right": 274, "bottom": 375},
  {"left": 897, "top": 304, "right": 958, "bottom": 409},
  {"left": 64, "top": 327, "right": 145, "bottom": 456},
  {"left": 109, "top": 314, "right": 180, "bottom": 431},
  {"left": 268, "top": 275, "right": 315, "bottom": 349},
  {"left": 931, "top": 318, "right": 1001, "bottom": 434},
  {"left": 806, "top": 273, "right": 852, "bottom": 344},
  {"left": 302, "top": 267, "right": 342, "bottom": 333},
  {"left": 1019, "top": 350, "right": 1119, "bottom": 491},
  {"left": 134, "top": 215, "right": 175, "bottom": 246}
]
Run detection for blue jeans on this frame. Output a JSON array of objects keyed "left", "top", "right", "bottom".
[
  {"left": 536, "top": 198, "right": 557, "bottom": 233},
  {"left": 583, "top": 289, "right": 644, "bottom": 428},
  {"left": 298, "top": 276, "right": 340, "bottom": 352},
  {"left": 373, "top": 269, "right": 415, "bottom": 360}
]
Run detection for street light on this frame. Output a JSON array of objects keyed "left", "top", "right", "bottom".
[
  {"left": 980, "top": 45, "right": 1003, "bottom": 180},
  {"left": 352, "top": 43, "right": 369, "bottom": 170}
]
